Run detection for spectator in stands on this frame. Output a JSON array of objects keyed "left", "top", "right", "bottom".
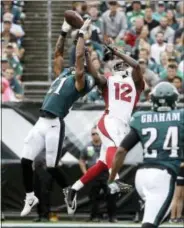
[
  {"left": 1, "top": 77, "right": 16, "bottom": 102},
  {"left": 155, "top": 52, "right": 168, "bottom": 74},
  {"left": 4, "top": 67, "right": 24, "bottom": 100},
  {"left": 72, "top": 1, "right": 87, "bottom": 17},
  {"left": 167, "top": 10, "right": 179, "bottom": 30},
  {"left": 101, "top": 1, "right": 127, "bottom": 42},
  {"left": 163, "top": 43, "right": 180, "bottom": 63},
  {"left": 1, "top": 16, "right": 17, "bottom": 46},
  {"left": 138, "top": 58, "right": 159, "bottom": 88},
  {"left": 5, "top": 43, "right": 23, "bottom": 79},
  {"left": 129, "top": 17, "right": 144, "bottom": 46},
  {"left": 153, "top": 1, "right": 166, "bottom": 22},
  {"left": 160, "top": 62, "right": 183, "bottom": 80},
  {"left": 127, "top": 1, "right": 144, "bottom": 28},
  {"left": 1, "top": 57, "right": 10, "bottom": 77},
  {"left": 150, "top": 16, "right": 175, "bottom": 43},
  {"left": 87, "top": 6, "right": 101, "bottom": 30},
  {"left": 150, "top": 31, "right": 166, "bottom": 64},
  {"left": 2, "top": 13, "right": 25, "bottom": 38},
  {"left": 175, "top": 32, "right": 184, "bottom": 58},
  {"left": 172, "top": 76, "right": 184, "bottom": 94},
  {"left": 160, "top": 64, "right": 179, "bottom": 83},
  {"left": 176, "top": 1, "right": 184, "bottom": 20},
  {"left": 178, "top": 60, "right": 184, "bottom": 74},
  {"left": 138, "top": 48, "right": 155, "bottom": 71},
  {"left": 1, "top": 0, "right": 21, "bottom": 24},
  {"left": 144, "top": 6, "right": 159, "bottom": 32},
  {"left": 134, "top": 25, "right": 152, "bottom": 57},
  {"left": 83, "top": 12, "right": 102, "bottom": 43}
]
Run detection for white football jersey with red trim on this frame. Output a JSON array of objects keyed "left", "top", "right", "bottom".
[{"left": 102, "top": 69, "right": 140, "bottom": 124}]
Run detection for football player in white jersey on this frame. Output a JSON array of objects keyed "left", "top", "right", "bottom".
[{"left": 64, "top": 44, "right": 145, "bottom": 215}]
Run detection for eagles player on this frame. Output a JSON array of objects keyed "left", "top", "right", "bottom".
[
  {"left": 109, "top": 82, "right": 184, "bottom": 228},
  {"left": 20, "top": 18, "right": 102, "bottom": 217}
]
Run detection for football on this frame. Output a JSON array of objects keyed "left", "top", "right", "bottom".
[{"left": 64, "top": 10, "right": 84, "bottom": 29}]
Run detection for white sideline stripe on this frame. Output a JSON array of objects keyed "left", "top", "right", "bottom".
[{"left": 1, "top": 223, "right": 183, "bottom": 228}]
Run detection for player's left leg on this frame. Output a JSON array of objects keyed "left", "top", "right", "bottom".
[
  {"left": 21, "top": 119, "right": 46, "bottom": 216},
  {"left": 139, "top": 168, "right": 175, "bottom": 227},
  {"left": 45, "top": 119, "right": 67, "bottom": 189}
]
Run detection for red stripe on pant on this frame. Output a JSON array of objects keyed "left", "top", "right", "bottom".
[
  {"left": 80, "top": 160, "right": 108, "bottom": 185},
  {"left": 98, "top": 114, "right": 115, "bottom": 145}
]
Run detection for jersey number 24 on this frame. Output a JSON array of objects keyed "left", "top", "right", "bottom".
[{"left": 142, "top": 126, "right": 179, "bottom": 158}]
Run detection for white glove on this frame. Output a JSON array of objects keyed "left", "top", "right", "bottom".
[
  {"left": 61, "top": 19, "right": 71, "bottom": 33},
  {"left": 108, "top": 182, "right": 120, "bottom": 194},
  {"left": 79, "top": 18, "right": 91, "bottom": 35}
]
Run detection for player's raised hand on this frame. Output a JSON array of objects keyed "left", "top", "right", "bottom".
[
  {"left": 79, "top": 18, "right": 91, "bottom": 35},
  {"left": 61, "top": 18, "right": 71, "bottom": 33}
]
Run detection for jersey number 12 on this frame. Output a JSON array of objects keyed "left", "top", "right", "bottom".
[
  {"left": 114, "top": 83, "right": 132, "bottom": 102},
  {"left": 142, "top": 126, "right": 179, "bottom": 158}
]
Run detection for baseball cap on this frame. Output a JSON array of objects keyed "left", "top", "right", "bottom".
[
  {"left": 132, "top": 0, "right": 141, "bottom": 4},
  {"left": 3, "top": 12, "right": 13, "bottom": 23},
  {"left": 158, "top": 1, "right": 165, "bottom": 6}
]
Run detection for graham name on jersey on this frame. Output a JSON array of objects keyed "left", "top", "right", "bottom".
[{"left": 141, "top": 112, "right": 180, "bottom": 123}]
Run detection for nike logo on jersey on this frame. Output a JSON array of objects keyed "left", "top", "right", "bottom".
[{"left": 51, "top": 126, "right": 57, "bottom": 128}]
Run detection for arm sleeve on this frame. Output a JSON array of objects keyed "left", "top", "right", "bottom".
[{"left": 120, "top": 128, "right": 140, "bottom": 151}]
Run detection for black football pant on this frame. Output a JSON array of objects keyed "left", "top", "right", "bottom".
[{"left": 89, "top": 170, "right": 117, "bottom": 219}]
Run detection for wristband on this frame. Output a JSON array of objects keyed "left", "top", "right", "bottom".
[{"left": 61, "top": 31, "right": 67, "bottom": 37}]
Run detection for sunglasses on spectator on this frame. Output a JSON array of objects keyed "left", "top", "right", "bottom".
[{"left": 92, "top": 132, "right": 98, "bottom": 136}]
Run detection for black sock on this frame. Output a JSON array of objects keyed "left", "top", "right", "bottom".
[
  {"left": 21, "top": 158, "right": 34, "bottom": 193},
  {"left": 47, "top": 167, "right": 68, "bottom": 189}
]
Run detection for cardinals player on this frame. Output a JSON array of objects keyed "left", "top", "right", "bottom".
[{"left": 64, "top": 44, "right": 145, "bottom": 215}]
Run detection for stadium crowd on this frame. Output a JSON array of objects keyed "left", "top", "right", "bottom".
[
  {"left": 1, "top": 0, "right": 25, "bottom": 102},
  {"left": 1, "top": 0, "right": 184, "bottom": 103},
  {"left": 67, "top": 0, "right": 184, "bottom": 103}
]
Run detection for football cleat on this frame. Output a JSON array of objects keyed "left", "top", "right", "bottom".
[
  {"left": 115, "top": 180, "right": 133, "bottom": 193},
  {"left": 108, "top": 180, "right": 133, "bottom": 194},
  {"left": 63, "top": 186, "right": 77, "bottom": 215},
  {"left": 20, "top": 195, "right": 39, "bottom": 217}
]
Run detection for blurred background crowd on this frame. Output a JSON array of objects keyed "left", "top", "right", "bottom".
[
  {"left": 1, "top": 0, "right": 184, "bottom": 103},
  {"left": 1, "top": 0, "right": 25, "bottom": 101}
]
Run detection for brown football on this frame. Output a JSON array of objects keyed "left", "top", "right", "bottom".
[{"left": 64, "top": 10, "right": 84, "bottom": 29}]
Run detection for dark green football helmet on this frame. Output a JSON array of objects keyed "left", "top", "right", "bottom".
[{"left": 151, "top": 82, "right": 179, "bottom": 111}]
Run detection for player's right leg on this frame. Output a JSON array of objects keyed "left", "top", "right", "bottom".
[
  {"left": 135, "top": 167, "right": 176, "bottom": 228},
  {"left": 20, "top": 119, "right": 46, "bottom": 216}
]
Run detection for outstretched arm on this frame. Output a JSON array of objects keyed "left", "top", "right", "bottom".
[
  {"left": 75, "top": 35, "right": 85, "bottom": 90},
  {"left": 107, "top": 45, "right": 144, "bottom": 90},
  {"left": 54, "top": 19, "right": 71, "bottom": 78},
  {"left": 85, "top": 49, "right": 107, "bottom": 88}
]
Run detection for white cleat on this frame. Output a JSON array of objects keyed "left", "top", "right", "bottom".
[
  {"left": 63, "top": 187, "right": 77, "bottom": 215},
  {"left": 20, "top": 195, "right": 39, "bottom": 217}
]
